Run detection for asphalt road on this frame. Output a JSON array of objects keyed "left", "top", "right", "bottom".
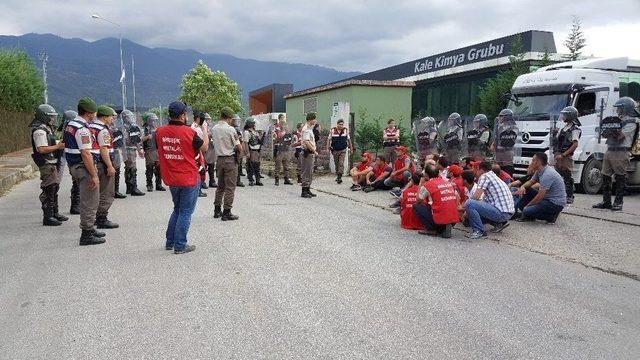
[{"left": 1, "top": 166, "right": 639, "bottom": 359}]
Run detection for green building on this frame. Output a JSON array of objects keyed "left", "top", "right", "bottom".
[{"left": 284, "top": 79, "right": 414, "bottom": 132}]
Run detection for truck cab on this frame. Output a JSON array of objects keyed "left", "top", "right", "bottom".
[{"left": 510, "top": 57, "right": 640, "bottom": 194}]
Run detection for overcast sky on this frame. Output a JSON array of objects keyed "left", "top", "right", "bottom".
[{"left": 0, "top": 0, "right": 638, "bottom": 72}]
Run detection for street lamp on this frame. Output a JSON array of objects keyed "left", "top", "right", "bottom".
[{"left": 91, "top": 14, "right": 126, "bottom": 111}]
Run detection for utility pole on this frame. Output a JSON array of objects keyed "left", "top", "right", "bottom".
[
  {"left": 92, "top": 14, "right": 126, "bottom": 111},
  {"left": 39, "top": 52, "right": 48, "bottom": 104}
]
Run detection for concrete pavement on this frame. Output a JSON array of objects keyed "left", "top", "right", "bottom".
[{"left": 1, "top": 163, "right": 639, "bottom": 359}]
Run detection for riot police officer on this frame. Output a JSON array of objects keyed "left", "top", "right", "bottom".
[
  {"left": 59, "top": 110, "right": 82, "bottom": 213},
  {"left": 142, "top": 112, "right": 165, "bottom": 192},
  {"left": 31, "top": 104, "right": 68, "bottom": 226},
  {"left": 110, "top": 114, "right": 126, "bottom": 199},
  {"left": 232, "top": 115, "right": 245, "bottom": 187},
  {"left": 122, "top": 109, "right": 145, "bottom": 196},
  {"left": 443, "top": 112, "right": 464, "bottom": 164},
  {"left": 467, "top": 114, "right": 491, "bottom": 161},
  {"left": 203, "top": 113, "right": 217, "bottom": 188},
  {"left": 552, "top": 106, "right": 581, "bottom": 204},
  {"left": 593, "top": 97, "right": 639, "bottom": 211},
  {"left": 492, "top": 109, "right": 519, "bottom": 176},
  {"left": 243, "top": 117, "right": 265, "bottom": 186},
  {"left": 413, "top": 116, "right": 437, "bottom": 168},
  {"left": 273, "top": 114, "right": 294, "bottom": 186}
]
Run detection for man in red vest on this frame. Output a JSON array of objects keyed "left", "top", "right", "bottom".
[
  {"left": 412, "top": 164, "right": 461, "bottom": 238},
  {"left": 384, "top": 146, "right": 415, "bottom": 197},
  {"left": 156, "top": 101, "right": 206, "bottom": 254},
  {"left": 348, "top": 152, "right": 373, "bottom": 191},
  {"left": 400, "top": 173, "right": 425, "bottom": 230}
]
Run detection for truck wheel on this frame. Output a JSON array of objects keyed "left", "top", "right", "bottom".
[{"left": 577, "top": 157, "right": 603, "bottom": 194}]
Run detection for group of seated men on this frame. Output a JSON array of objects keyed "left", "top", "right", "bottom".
[{"left": 346, "top": 146, "right": 568, "bottom": 239}]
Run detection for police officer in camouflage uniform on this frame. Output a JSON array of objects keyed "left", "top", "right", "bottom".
[
  {"left": 232, "top": 115, "right": 245, "bottom": 187},
  {"left": 552, "top": 106, "right": 582, "bottom": 204},
  {"left": 142, "top": 112, "right": 165, "bottom": 192},
  {"left": 31, "top": 104, "right": 68, "bottom": 226},
  {"left": 273, "top": 114, "right": 294, "bottom": 186},
  {"left": 492, "top": 109, "right": 519, "bottom": 176},
  {"left": 110, "top": 114, "right": 126, "bottom": 199},
  {"left": 122, "top": 109, "right": 145, "bottom": 196},
  {"left": 443, "top": 112, "right": 464, "bottom": 164},
  {"left": 467, "top": 114, "right": 491, "bottom": 161},
  {"left": 593, "top": 97, "right": 639, "bottom": 211}
]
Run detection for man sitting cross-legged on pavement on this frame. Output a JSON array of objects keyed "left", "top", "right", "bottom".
[
  {"left": 513, "top": 152, "right": 566, "bottom": 223},
  {"left": 464, "top": 161, "right": 515, "bottom": 239},
  {"left": 385, "top": 146, "right": 415, "bottom": 197},
  {"left": 412, "top": 164, "right": 460, "bottom": 238},
  {"left": 349, "top": 152, "right": 373, "bottom": 191},
  {"left": 363, "top": 155, "right": 393, "bottom": 193}
]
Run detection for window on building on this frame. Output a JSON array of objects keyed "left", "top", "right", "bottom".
[{"left": 303, "top": 97, "right": 317, "bottom": 114}]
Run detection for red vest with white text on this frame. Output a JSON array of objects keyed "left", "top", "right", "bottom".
[
  {"left": 401, "top": 185, "right": 425, "bottom": 230},
  {"left": 424, "top": 177, "right": 460, "bottom": 225},
  {"left": 156, "top": 124, "right": 199, "bottom": 187}
]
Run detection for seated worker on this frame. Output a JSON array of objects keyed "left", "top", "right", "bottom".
[
  {"left": 458, "top": 170, "right": 477, "bottom": 225},
  {"left": 349, "top": 152, "right": 373, "bottom": 191},
  {"left": 492, "top": 163, "right": 513, "bottom": 184},
  {"left": 513, "top": 152, "right": 566, "bottom": 223},
  {"left": 464, "top": 161, "right": 515, "bottom": 239},
  {"left": 447, "top": 165, "right": 466, "bottom": 203},
  {"left": 508, "top": 163, "right": 538, "bottom": 213},
  {"left": 363, "top": 155, "right": 393, "bottom": 193},
  {"left": 412, "top": 164, "right": 460, "bottom": 238},
  {"left": 400, "top": 173, "right": 425, "bottom": 230},
  {"left": 437, "top": 157, "right": 450, "bottom": 179},
  {"left": 384, "top": 146, "right": 415, "bottom": 196},
  {"left": 459, "top": 157, "right": 474, "bottom": 170}
]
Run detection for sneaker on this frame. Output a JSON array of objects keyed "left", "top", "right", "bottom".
[
  {"left": 465, "top": 230, "right": 487, "bottom": 239},
  {"left": 165, "top": 246, "right": 173, "bottom": 250},
  {"left": 350, "top": 184, "right": 357, "bottom": 190},
  {"left": 566, "top": 197, "right": 574, "bottom": 204},
  {"left": 198, "top": 190, "right": 207, "bottom": 197},
  {"left": 174, "top": 244, "right": 196, "bottom": 254},
  {"left": 389, "top": 188, "right": 401, "bottom": 198},
  {"left": 362, "top": 186, "right": 375, "bottom": 193},
  {"left": 248, "top": 180, "right": 255, "bottom": 186},
  {"left": 490, "top": 222, "right": 510, "bottom": 233},
  {"left": 351, "top": 185, "right": 362, "bottom": 191}
]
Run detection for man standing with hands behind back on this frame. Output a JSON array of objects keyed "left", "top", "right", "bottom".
[
  {"left": 301, "top": 112, "right": 318, "bottom": 198},
  {"left": 212, "top": 107, "right": 243, "bottom": 221},
  {"left": 156, "top": 101, "right": 205, "bottom": 254}
]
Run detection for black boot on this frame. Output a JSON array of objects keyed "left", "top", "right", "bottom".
[
  {"left": 96, "top": 215, "right": 119, "bottom": 229},
  {"left": 42, "top": 186, "right": 62, "bottom": 226},
  {"left": 146, "top": 165, "right": 154, "bottom": 192},
  {"left": 52, "top": 184, "right": 68, "bottom": 222},
  {"left": 308, "top": 187, "right": 317, "bottom": 197},
  {"left": 301, "top": 187, "right": 313, "bottom": 198},
  {"left": 124, "top": 168, "right": 132, "bottom": 194},
  {"left": 92, "top": 228, "right": 106, "bottom": 238},
  {"left": 198, "top": 189, "right": 208, "bottom": 197},
  {"left": 114, "top": 168, "right": 127, "bottom": 199},
  {"left": 80, "top": 229, "right": 105, "bottom": 246},
  {"left": 559, "top": 169, "right": 574, "bottom": 204},
  {"left": 155, "top": 166, "right": 166, "bottom": 191},
  {"left": 297, "top": 175, "right": 302, "bottom": 184},
  {"left": 593, "top": 175, "right": 612, "bottom": 209},
  {"left": 612, "top": 174, "right": 626, "bottom": 211},
  {"left": 70, "top": 178, "right": 80, "bottom": 214},
  {"left": 221, "top": 209, "right": 239, "bottom": 221},
  {"left": 336, "top": 174, "right": 343, "bottom": 184},
  {"left": 275, "top": 177, "right": 280, "bottom": 186},
  {"left": 284, "top": 178, "right": 293, "bottom": 185},
  {"left": 213, "top": 206, "right": 222, "bottom": 218},
  {"left": 129, "top": 168, "right": 146, "bottom": 196}
]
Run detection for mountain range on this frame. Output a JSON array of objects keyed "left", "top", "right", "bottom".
[{"left": 0, "top": 33, "right": 360, "bottom": 112}]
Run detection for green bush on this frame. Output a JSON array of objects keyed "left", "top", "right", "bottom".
[
  {"left": 354, "top": 108, "right": 382, "bottom": 154},
  {"left": 0, "top": 50, "right": 44, "bottom": 112},
  {"left": 0, "top": 109, "right": 32, "bottom": 155}
]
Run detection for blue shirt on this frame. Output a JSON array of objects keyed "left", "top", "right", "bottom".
[{"left": 533, "top": 166, "right": 567, "bottom": 206}]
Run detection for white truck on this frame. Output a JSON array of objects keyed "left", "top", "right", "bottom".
[{"left": 509, "top": 57, "right": 640, "bottom": 194}]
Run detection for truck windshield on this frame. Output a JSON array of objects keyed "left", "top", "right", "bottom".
[{"left": 508, "top": 94, "right": 569, "bottom": 120}]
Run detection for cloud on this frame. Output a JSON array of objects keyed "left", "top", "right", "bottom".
[{"left": 0, "top": 0, "right": 638, "bottom": 72}]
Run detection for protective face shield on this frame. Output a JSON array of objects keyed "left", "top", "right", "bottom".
[
  {"left": 144, "top": 112, "right": 159, "bottom": 129},
  {"left": 121, "top": 109, "right": 135, "bottom": 126},
  {"left": 245, "top": 118, "right": 256, "bottom": 128},
  {"left": 613, "top": 96, "right": 640, "bottom": 117},
  {"left": 232, "top": 115, "right": 242, "bottom": 128},
  {"left": 494, "top": 116, "right": 519, "bottom": 151},
  {"left": 447, "top": 112, "right": 461, "bottom": 128},
  {"left": 560, "top": 106, "right": 580, "bottom": 126},
  {"left": 31, "top": 104, "right": 58, "bottom": 127},
  {"left": 473, "top": 114, "right": 488, "bottom": 130},
  {"left": 497, "top": 108, "right": 515, "bottom": 125}
]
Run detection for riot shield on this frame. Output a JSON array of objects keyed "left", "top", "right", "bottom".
[
  {"left": 467, "top": 115, "right": 491, "bottom": 161},
  {"left": 413, "top": 117, "right": 437, "bottom": 162},
  {"left": 441, "top": 116, "right": 464, "bottom": 164},
  {"left": 548, "top": 115, "right": 561, "bottom": 166},
  {"left": 494, "top": 120, "right": 519, "bottom": 168}
]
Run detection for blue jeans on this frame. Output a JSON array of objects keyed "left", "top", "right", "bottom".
[
  {"left": 465, "top": 199, "right": 511, "bottom": 233},
  {"left": 384, "top": 171, "right": 411, "bottom": 188},
  {"left": 166, "top": 183, "right": 200, "bottom": 250},
  {"left": 518, "top": 188, "right": 564, "bottom": 221}
]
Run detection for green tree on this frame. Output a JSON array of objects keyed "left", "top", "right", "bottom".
[
  {"left": 477, "top": 35, "right": 530, "bottom": 121},
  {"left": 179, "top": 60, "right": 243, "bottom": 117},
  {"left": 354, "top": 108, "right": 382, "bottom": 153},
  {"left": 564, "top": 16, "right": 586, "bottom": 61},
  {"left": 0, "top": 50, "right": 45, "bottom": 112},
  {"left": 539, "top": 45, "right": 552, "bottom": 67}
]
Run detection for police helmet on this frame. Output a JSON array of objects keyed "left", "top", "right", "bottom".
[
  {"left": 498, "top": 108, "right": 514, "bottom": 122},
  {"left": 64, "top": 110, "right": 78, "bottom": 122},
  {"left": 245, "top": 118, "right": 256, "bottom": 127},
  {"left": 560, "top": 106, "right": 579, "bottom": 121},
  {"left": 35, "top": 104, "right": 58, "bottom": 123},
  {"left": 613, "top": 96, "right": 640, "bottom": 117},
  {"left": 204, "top": 113, "right": 212, "bottom": 120},
  {"left": 473, "top": 114, "right": 488, "bottom": 127},
  {"left": 121, "top": 109, "right": 135, "bottom": 124}
]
